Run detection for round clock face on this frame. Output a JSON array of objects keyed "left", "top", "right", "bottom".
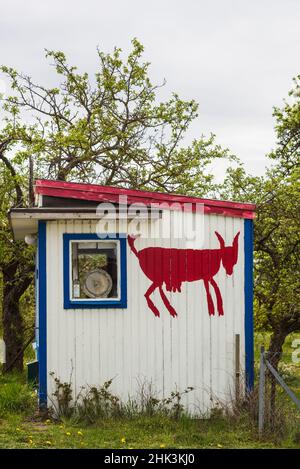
[{"left": 83, "top": 269, "right": 113, "bottom": 298}]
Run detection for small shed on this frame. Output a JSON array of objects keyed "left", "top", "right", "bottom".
[{"left": 10, "top": 179, "right": 255, "bottom": 414}]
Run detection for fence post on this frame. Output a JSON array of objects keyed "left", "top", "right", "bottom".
[{"left": 258, "top": 346, "right": 265, "bottom": 436}]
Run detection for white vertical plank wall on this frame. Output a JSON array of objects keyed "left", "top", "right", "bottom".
[{"left": 46, "top": 212, "right": 245, "bottom": 414}]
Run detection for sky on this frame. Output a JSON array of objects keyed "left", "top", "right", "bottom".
[{"left": 1, "top": 0, "right": 299, "bottom": 178}]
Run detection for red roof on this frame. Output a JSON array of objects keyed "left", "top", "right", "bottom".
[{"left": 34, "top": 179, "right": 256, "bottom": 219}]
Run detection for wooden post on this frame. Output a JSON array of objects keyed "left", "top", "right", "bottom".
[
  {"left": 235, "top": 334, "right": 240, "bottom": 402},
  {"left": 258, "top": 346, "right": 265, "bottom": 437}
]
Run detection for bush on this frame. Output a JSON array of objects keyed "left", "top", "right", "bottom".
[{"left": 49, "top": 375, "right": 194, "bottom": 424}]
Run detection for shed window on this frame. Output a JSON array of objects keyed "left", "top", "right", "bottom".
[
  {"left": 71, "top": 241, "right": 119, "bottom": 299},
  {"left": 63, "top": 234, "right": 127, "bottom": 309}
]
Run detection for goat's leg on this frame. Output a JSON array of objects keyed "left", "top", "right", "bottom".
[
  {"left": 145, "top": 283, "right": 160, "bottom": 317},
  {"left": 204, "top": 279, "right": 215, "bottom": 316},
  {"left": 210, "top": 278, "right": 224, "bottom": 316},
  {"left": 159, "top": 286, "right": 178, "bottom": 318}
]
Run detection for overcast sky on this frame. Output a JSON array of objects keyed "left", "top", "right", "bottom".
[{"left": 1, "top": 0, "right": 299, "bottom": 178}]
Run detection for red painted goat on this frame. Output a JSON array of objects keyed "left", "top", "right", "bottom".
[{"left": 128, "top": 231, "right": 240, "bottom": 318}]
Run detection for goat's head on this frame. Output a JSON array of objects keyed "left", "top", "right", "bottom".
[{"left": 215, "top": 231, "right": 240, "bottom": 275}]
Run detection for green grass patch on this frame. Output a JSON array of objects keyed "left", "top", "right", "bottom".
[
  {"left": 0, "top": 412, "right": 292, "bottom": 449},
  {"left": 0, "top": 373, "right": 36, "bottom": 417}
]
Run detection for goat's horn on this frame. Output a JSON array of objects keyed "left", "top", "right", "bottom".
[
  {"left": 215, "top": 231, "right": 225, "bottom": 248},
  {"left": 233, "top": 231, "right": 240, "bottom": 249}
]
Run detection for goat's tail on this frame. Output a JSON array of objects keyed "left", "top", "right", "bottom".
[{"left": 128, "top": 234, "right": 140, "bottom": 258}]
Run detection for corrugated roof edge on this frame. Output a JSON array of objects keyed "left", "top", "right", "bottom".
[{"left": 34, "top": 179, "right": 256, "bottom": 219}]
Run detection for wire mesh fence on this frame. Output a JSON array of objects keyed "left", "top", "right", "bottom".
[{"left": 258, "top": 347, "right": 300, "bottom": 439}]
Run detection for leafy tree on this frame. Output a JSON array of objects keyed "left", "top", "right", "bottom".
[
  {"left": 0, "top": 39, "right": 233, "bottom": 371},
  {"left": 221, "top": 76, "right": 300, "bottom": 370},
  {"left": 270, "top": 75, "right": 300, "bottom": 176},
  {"left": 1, "top": 39, "right": 232, "bottom": 193},
  {"left": 0, "top": 130, "right": 35, "bottom": 371}
]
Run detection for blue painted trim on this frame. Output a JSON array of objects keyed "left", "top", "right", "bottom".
[
  {"left": 244, "top": 219, "right": 254, "bottom": 391},
  {"left": 34, "top": 253, "right": 38, "bottom": 360},
  {"left": 38, "top": 221, "right": 47, "bottom": 408},
  {"left": 63, "top": 233, "right": 127, "bottom": 309}
]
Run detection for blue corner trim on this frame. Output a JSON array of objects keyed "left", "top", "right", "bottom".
[
  {"left": 38, "top": 221, "right": 47, "bottom": 408},
  {"left": 244, "top": 219, "right": 254, "bottom": 391},
  {"left": 63, "top": 233, "right": 127, "bottom": 309}
]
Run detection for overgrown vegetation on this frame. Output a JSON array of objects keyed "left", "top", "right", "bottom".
[
  {"left": 49, "top": 373, "right": 300, "bottom": 443},
  {"left": 0, "top": 382, "right": 299, "bottom": 448},
  {"left": 0, "top": 334, "right": 299, "bottom": 449},
  {"left": 48, "top": 374, "right": 195, "bottom": 423}
]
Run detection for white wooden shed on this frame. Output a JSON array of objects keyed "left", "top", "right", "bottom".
[{"left": 10, "top": 179, "right": 255, "bottom": 414}]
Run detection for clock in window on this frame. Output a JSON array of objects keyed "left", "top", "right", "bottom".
[{"left": 63, "top": 234, "right": 127, "bottom": 309}]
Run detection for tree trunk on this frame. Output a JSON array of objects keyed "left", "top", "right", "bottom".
[
  {"left": 268, "top": 329, "right": 287, "bottom": 370},
  {"left": 2, "top": 262, "right": 33, "bottom": 373},
  {"left": 267, "top": 329, "right": 287, "bottom": 427}
]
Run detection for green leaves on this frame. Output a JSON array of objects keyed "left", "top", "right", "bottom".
[{"left": 270, "top": 75, "right": 300, "bottom": 176}]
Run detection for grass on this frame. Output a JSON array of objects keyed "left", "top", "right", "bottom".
[
  {"left": 0, "top": 412, "right": 291, "bottom": 449},
  {"left": 0, "top": 333, "right": 299, "bottom": 449},
  {"left": 0, "top": 373, "right": 36, "bottom": 417}
]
